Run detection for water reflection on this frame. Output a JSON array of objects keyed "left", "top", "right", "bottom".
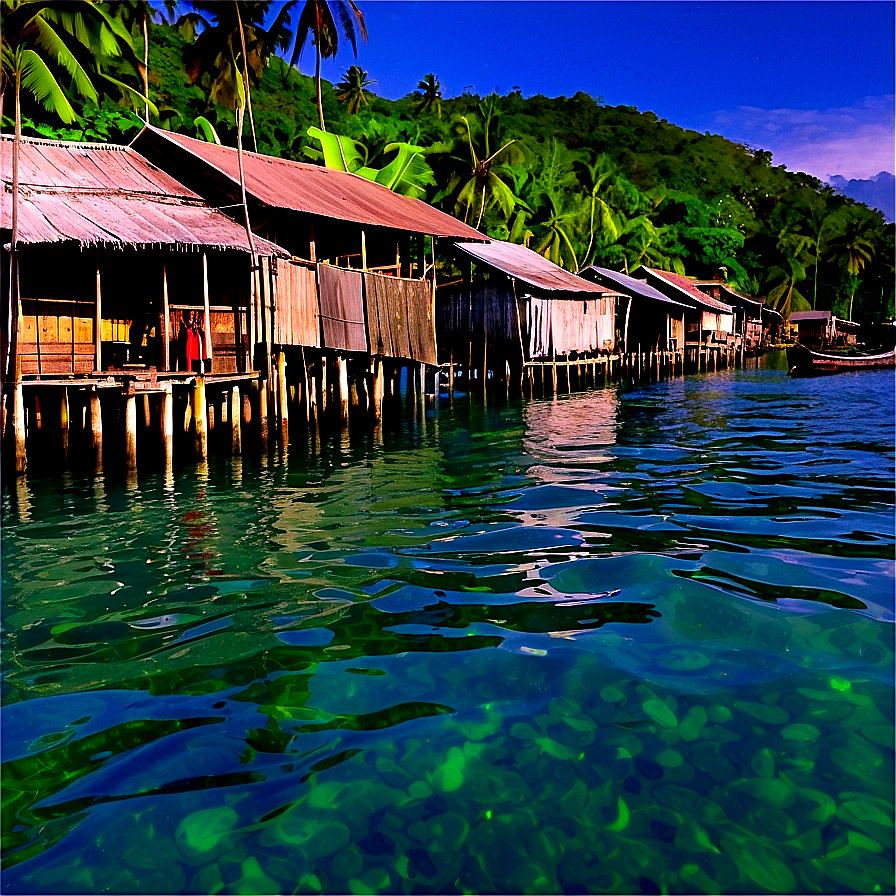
[{"left": 2, "top": 360, "right": 894, "bottom": 895}]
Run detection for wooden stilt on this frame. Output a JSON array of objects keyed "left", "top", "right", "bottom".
[
  {"left": 13, "top": 382, "right": 27, "bottom": 474},
  {"left": 89, "top": 389, "right": 102, "bottom": 472},
  {"left": 192, "top": 375, "right": 207, "bottom": 461},
  {"left": 60, "top": 387, "right": 69, "bottom": 465},
  {"left": 278, "top": 350, "right": 290, "bottom": 441},
  {"left": 337, "top": 354, "right": 349, "bottom": 424},
  {"left": 230, "top": 386, "right": 241, "bottom": 456},
  {"left": 258, "top": 377, "right": 268, "bottom": 451},
  {"left": 124, "top": 392, "right": 138, "bottom": 471},
  {"left": 160, "top": 385, "right": 173, "bottom": 470}
]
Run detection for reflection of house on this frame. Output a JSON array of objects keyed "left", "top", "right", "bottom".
[
  {"left": 132, "top": 126, "right": 483, "bottom": 375},
  {"left": 789, "top": 311, "right": 859, "bottom": 347},
  {"left": 438, "top": 240, "right": 621, "bottom": 378},
  {"left": 641, "top": 268, "right": 735, "bottom": 349},
  {"left": 577, "top": 266, "right": 688, "bottom": 352},
  {"left": 1, "top": 134, "right": 287, "bottom": 380}
]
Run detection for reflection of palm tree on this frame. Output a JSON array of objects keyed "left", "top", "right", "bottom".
[
  {"left": 266, "top": 0, "right": 367, "bottom": 131},
  {"left": 413, "top": 73, "right": 442, "bottom": 118},
  {"left": 335, "top": 64, "right": 374, "bottom": 114}
]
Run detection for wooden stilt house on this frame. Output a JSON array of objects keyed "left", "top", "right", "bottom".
[
  {"left": 639, "top": 268, "right": 736, "bottom": 355},
  {"left": 1, "top": 135, "right": 287, "bottom": 382},
  {"left": 131, "top": 126, "right": 485, "bottom": 416},
  {"left": 694, "top": 278, "right": 778, "bottom": 355},
  {"left": 577, "top": 266, "right": 688, "bottom": 352},
  {"left": 438, "top": 240, "right": 621, "bottom": 383}
]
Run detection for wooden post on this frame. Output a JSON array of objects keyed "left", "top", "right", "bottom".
[
  {"left": 202, "top": 253, "right": 213, "bottom": 367},
  {"left": 94, "top": 251, "right": 102, "bottom": 371},
  {"left": 124, "top": 392, "right": 138, "bottom": 471},
  {"left": 192, "top": 375, "right": 207, "bottom": 461},
  {"left": 12, "top": 382, "right": 26, "bottom": 474},
  {"left": 230, "top": 385, "right": 241, "bottom": 456},
  {"left": 337, "top": 354, "right": 349, "bottom": 424},
  {"left": 160, "top": 385, "right": 173, "bottom": 469},
  {"left": 361, "top": 229, "right": 368, "bottom": 271},
  {"left": 162, "top": 259, "right": 170, "bottom": 371},
  {"left": 89, "top": 389, "right": 102, "bottom": 472},
  {"left": 59, "top": 387, "right": 69, "bottom": 465},
  {"left": 371, "top": 357, "right": 384, "bottom": 420},
  {"left": 277, "top": 350, "right": 290, "bottom": 441},
  {"left": 258, "top": 376, "right": 268, "bottom": 451}
]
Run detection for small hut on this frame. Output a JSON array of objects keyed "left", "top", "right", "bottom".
[
  {"left": 694, "top": 279, "right": 776, "bottom": 354},
  {"left": 640, "top": 268, "right": 735, "bottom": 351},
  {"left": 438, "top": 240, "right": 620, "bottom": 383},
  {"left": 577, "top": 266, "right": 688, "bottom": 352},
  {"left": 789, "top": 311, "right": 859, "bottom": 348}
]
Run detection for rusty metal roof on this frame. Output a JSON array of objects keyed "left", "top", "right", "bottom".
[
  {"left": 133, "top": 125, "right": 487, "bottom": 241},
  {"left": 453, "top": 240, "right": 617, "bottom": 294},
  {"left": 642, "top": 267, "right": 734, "bottom": 313},
  {"left": 1, "top": 135, "right": 288, "bottom": 256},
  {"left": 579, "top": 266, "right": 690, "bottom": 308},
  {"left": 694, "top": 280, "right": 765, "bottom": 308}
]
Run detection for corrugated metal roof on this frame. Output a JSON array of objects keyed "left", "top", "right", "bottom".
[
  {"left": 789, "top": 311, "right": 831, "bottom": 322},
  {"left": 694, "top": 280, "right": 765, "bottom": 308},
  {"left": 1, "top": 135, "right": 288, "bottom": 256},
  {"left": 134, "top": 125, "right": 487, "bottom": 241},
  {"left": 453, "top": 240, "right": 615, "bottom": 294},
  {"left": 642, "top": 268, "right": 734, "bottom": 313},
  {"left": 578, "top": 266, "right": 690, "bottom": 308}
]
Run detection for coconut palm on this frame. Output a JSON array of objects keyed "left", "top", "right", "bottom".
[
  {"left": 413, "top": 73, "right": 442, "bottom": 118},
  {"left": 828, "top": 211, "right": 876, "bottom": 320},
  {"left": 335, "top": 64, "right": 374, "bottom": 114},
  {"left": 264, "top": 0, "right": 366, "bottom": 131},
  {"left": 763, "top": 232, "right": 814, "bottom": 320}
]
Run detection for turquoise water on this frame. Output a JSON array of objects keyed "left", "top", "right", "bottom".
[{"left": 2, "top": 356, "right": 894, "bottom": 895}]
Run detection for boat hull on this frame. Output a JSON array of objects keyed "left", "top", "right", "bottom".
[{"left": 787, "top": 344, "right": 896, "bottom": 376}]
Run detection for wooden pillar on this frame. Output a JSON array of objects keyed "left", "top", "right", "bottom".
[
  {"left": 12, "top": 382, "right": 26, "bottom": 474},
  {"left": 160, "top": 385, "right": 173, "bottom": 470},
  {"left": 162, "top": 260, "right": 170, "bottom": 371},
  {"left": 89, "top": 389, "right": 102, "bottom": 472},
  {"left": 361, "top": 229, "right": 368, "bottom": 271},
  {"left": 94, "top": 251, "right": 102, "bottom": 372},
  {"left": 59, "top": 387, "right": 69, "bottom": 465},
  {"left": 230, "top": 385, "right": 241, "bottom": 456},
  {"left": 124, "top": 392, "right": 138, "bottom": 471},
  {"left": 192, "top": 375, "right": 207, "bottom": 460},
  {"left": 202, "top": 253, "right": 213, "bottom": 367},
  {"left": 278, "top": 350, "right": 290, "bottom": 441},
  {"left": 258, "top": 377, "right": 268, "bottom": 451},
  {"left": 336, "top": 355, "right": 349, "bottom": 423}
]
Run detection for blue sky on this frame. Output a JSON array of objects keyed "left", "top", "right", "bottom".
[{"left": 296, "top": 1, "right": 894, "bottom": 183}]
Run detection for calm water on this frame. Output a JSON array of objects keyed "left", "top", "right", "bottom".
[{"left": 2, "top": 356, "right": 894, "bottom": 895}]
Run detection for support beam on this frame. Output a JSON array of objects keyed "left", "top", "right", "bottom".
[
  {"left": 94, "top": 251, "right": 102, "bottom": 371},
  {"left": 160, "top": 385, "right": 173, "bottom": 470},
  {"left": 337, "top": 354, "right": 349, "bottom": 424},
  {"left": 124, "top": 393, "right": 138, "bottom": 471},
  {"left": 230, "top": 385, "right": 242, "bottom": 456},
  {"left": 202, "top": 253, "right": 213, "bottom": 368},
  {"left": 162, "top": 259, "right": 170, "bottom": 370},
  {"left": 192, "top": 375, "right": 207, "bottom": 461},
  {"left": 89, "top": 389, "right": 102, "bottom": 473},
  {"left": 277, "top": 350, "right": 290, "bottom": 442},
  {"left": 59, "top": 387, "right": 69, "bottom": 465},
  {"left": 13, "top": 382, "right": 26, "bottom": 474}
]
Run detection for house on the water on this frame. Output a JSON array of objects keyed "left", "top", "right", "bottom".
[
  {"left": 577, "top": 266, "right": 688, "bottom": 353},
  {"left": 694, "top": 278, "right": 781, "bottom": 354},
  {"left": 789, "top": 310, "right": 859, "bottom": 348},
  {"left": 437, "top": 239, "right": 622, "bottom": 389},
  {"left": 132, "top": 126, "right": 485, "bottom": 418},
  {"left": 2, "top": 134, "right": 290, "bottom": 473}
]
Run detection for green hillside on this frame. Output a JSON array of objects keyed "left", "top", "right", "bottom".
[{"left": 5, "top": 12, "right": 892, "bottom": 324}]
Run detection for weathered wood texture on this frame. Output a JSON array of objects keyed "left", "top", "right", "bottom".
[
  {"left": 270, "top": 258, "right": 320, "bottom": 348},
  {"left": 364, "top": 272, "right": 437, "bottom": 365},
  {"left": 317, "top": 263, "right": 366, "bottom": 353}
]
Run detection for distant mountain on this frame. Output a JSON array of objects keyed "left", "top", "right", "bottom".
[{"left": 827, "top": 172, "right": 895, "bottom": 223}]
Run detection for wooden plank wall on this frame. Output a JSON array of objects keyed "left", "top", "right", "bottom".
[
  {"left": 364, "top": 272, "right": 437, "bottom": 365},
  {"left": 270, "top": 258, "right": 320, "bottom": 348},
  {"left": 19, "top": 299, "right": 94, "bottom": 375}
]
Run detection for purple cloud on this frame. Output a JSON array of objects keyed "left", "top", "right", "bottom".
[{"left": 703, "top": 95, "right": 894, "bottom": 181}]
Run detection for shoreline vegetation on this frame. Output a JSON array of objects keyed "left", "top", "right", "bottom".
[{"left": 2, "top": 4, "right": 893, "bottom": 327}]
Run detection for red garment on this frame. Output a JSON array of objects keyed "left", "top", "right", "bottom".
[{"left": 185, "top": 325, "right": 202, "bottom": 370}]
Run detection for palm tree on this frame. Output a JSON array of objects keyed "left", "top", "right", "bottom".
[
  {"left": 829, "top": 212, "right": 876, "bottom": 320},
  {"left": 763, "top": 231, "right": 814, "bottom": 320},
  {"left": 413, "top": 73, "right": 442, "bottom": 118},
  {"left": 335, "top": 64, "right": 374, "bottom": 114},
  {"left": 533, "top": 193, "right": 579, "bottom": 271},
  {"left": 264, "top": 0, "right": 367, "bottom": 131}
]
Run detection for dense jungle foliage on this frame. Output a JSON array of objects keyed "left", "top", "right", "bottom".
[{"left": 3, "top": 2, "right": 893, "bottom": 324}]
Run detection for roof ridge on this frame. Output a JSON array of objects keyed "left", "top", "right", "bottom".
[{"left": 0, "top": 133, "right": 130, "bottom": 152}]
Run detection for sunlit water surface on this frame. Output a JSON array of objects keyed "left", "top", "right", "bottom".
[{"left": 2, "top": 356, "right": 894, "bottom": 895}]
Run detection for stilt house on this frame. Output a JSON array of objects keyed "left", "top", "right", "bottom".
[
  {"left": 694, "top": 279, "right": 778, "bottom": 354},
  {"left": 131, "top": 127, "right": 485, "bottom": 384},
  {"left": 438, "top": 240, "right": 621, "bottom": 379},
  {"left": 1, "top": 135, "right": 287, "bottom": 382},
  {"left": 789, "top": 311, "right": 859, "bottom": 347},
  {"left": 577, "top": 266, "right": 688, "bottom": 352},
  {"left": 639, "top": 268, "right": 736, "bottom": 351}
]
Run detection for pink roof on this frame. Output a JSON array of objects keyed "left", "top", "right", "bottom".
[{"left": 644, "top": 268, "right": 733, "bottom": 313}]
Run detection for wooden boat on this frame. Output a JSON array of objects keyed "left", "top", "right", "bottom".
[{"left": 787, "top": 343, "right": 896, "bottom": 376}]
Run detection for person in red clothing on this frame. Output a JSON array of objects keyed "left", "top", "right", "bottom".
[{"left": 177, "top": 311, "right": 206, "bottom": 372}]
